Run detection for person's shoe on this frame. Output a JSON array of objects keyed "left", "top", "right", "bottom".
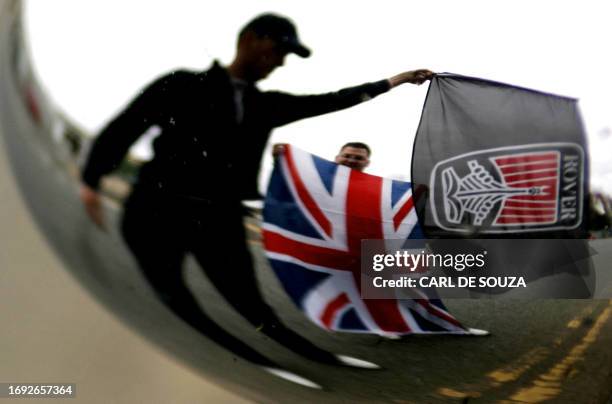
[
  {"left": 466, "top": 327, "right": 490, "bottom": 336},
  {"left": 261, "top": 367, "right": 322, "bottom": 389},
  {"left": 334, "top": 354, "right": 381, "bottom": 369}
]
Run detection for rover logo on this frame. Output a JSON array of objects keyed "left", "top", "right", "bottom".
[{"left": 430, "top": 143, "right": 584, "bottom": 233}]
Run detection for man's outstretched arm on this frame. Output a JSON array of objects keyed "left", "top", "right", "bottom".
[
  {"left": 387, "top": 69, "right": 433, "bottom": 87},
  {"left": 265, "top": 69, "right": 433, "bottom": 127}
]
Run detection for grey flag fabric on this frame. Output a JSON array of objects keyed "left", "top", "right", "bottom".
[
  {"left": 411, "top": 73, "right": 589, "bottom": 238},
  {"left": 410, "top": 74, "right": 593, "bottom": 297}
]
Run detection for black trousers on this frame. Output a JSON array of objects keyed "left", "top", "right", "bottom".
[{"left": 121, "top": 188, "right": 337, "bottom": 366}]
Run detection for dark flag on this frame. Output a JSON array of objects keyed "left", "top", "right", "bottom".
[{"left": 411, "top": 74, "right": 594, "bottom": 297}]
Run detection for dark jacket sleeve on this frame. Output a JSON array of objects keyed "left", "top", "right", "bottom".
[
  {"left": 81, "top": 74, "right": 174, "bottom": 190},
  {"left": 263, "top": 79, "right": 390, "bottom": 128}
]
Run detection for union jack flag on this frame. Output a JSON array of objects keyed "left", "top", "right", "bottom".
[{"left": 263, "top": 146, "right": 468, "bottom": 336}]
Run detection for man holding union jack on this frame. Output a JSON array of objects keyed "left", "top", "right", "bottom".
[
  {"left": 265, "top": 144, "right": 490, "bottom": 338},
  {"left": 274, "top": 141, "right": 372, "bottom": 173},
  {"left": 79, "top": 13, "right": 436, "bottom": 385}
]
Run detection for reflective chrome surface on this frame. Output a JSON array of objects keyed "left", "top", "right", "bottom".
[{"left": 2, "top": 1, "right": 612, "bottom": 402}]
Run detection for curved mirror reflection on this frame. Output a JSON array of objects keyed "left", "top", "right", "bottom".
[{"left": 2, "top": 1, "right": 612, "bottom": 402}]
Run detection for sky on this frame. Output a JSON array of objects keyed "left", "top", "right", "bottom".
[{"left": 24, "top": 0, "right": 611, "bottom": 193}]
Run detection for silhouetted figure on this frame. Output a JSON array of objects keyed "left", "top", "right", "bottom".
[{"left": 80, "top": 13, "right": 432, "bottom": 379}]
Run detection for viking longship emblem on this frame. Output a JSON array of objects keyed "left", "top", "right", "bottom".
[
  {"left": 429, "top": 144, "right": 585, "bottom": 233},
  {"left": 442, "top": 159, "right": 547, "bottom": 226}
]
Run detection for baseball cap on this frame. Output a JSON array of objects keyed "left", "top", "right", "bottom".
[{"left": 241, "top": 13, "right": 311, "bottom": 58}]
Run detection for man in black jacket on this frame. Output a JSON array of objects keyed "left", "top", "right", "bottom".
[{"left": 80, "top": 13, "right": 432, "bottom": 374}]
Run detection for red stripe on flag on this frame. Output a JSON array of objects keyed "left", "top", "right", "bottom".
[
  {"left": 500, "top": 208, "right": 556, "bottom": 216},
  {"left": 503, "top": 170, "right": 558, "bottom": 183},
  {"left": 507, "top": 178, "right": 557, "bottom": 187},
  {"left": 345, "top": 172, "right": 411, "bottom": 332},
  {"left": 504, "top": 200, "right": 556, "bottom": 208},
  {"left": 263, "top": 230, "right": 354, "bottom": 271},
  {"left": 363, "top": 300, "right": 412, "bottom": 332},
  {"left": 321, "top": 293, "right": 349, "bottom": 329},
  {"left": 345, "top": 171, "right": 384, "bottom": 249},
  {"left": 393, "top": 196, "right": 414, "bottom": 231},
  {"left": 494, "top": 153, "right": 557, "bottom": 167},
  {"left": 499, "top": 162, "right": 558, "bottom": 174},
  {"left": 509, "top": 195, "right": 557, "bottom": 201},
  {"left": 496, "top": 215, "right": 556, "bottom": 224},
  {"left": 285, "top": 147, "right": 332, "bottom": 237}
]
